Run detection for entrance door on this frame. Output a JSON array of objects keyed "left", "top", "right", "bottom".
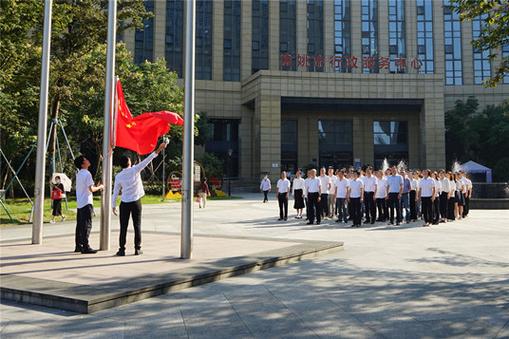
[{"left": 318, "top": 119, "right": 353, "bottom": 168}]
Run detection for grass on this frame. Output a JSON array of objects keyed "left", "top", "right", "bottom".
[{"left": 0, "top": 194, "right": 241, "bottom": 226}]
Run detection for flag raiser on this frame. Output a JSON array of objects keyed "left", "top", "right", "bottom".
[{"left": 113, "top": 80, "right": 183, "bottom": 155}]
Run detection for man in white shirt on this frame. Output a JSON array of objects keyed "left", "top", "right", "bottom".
[
  {"left": 260, "top": 175, "right": 271, "bottom": 203},
  {"left": 363, "top": 167, "right": 377, "bottom": 224},
  {"left": 112, "top": 142, "right": 167, "bottom": 256},
  {"left": 375, "top": 170, "right": 388, "bottom": 222},
  {"left": 74, "top": 155, "right": 104, "bottom": 254},
  {"left": 334, "top": 169, "right": 350, "bottom": 223},
  {"left": 348, "top": 170, "right": 364, "bottom": 227},
  {"left": 461, "top": 171, "right": 473, "bottom": 217},
  {"left": 276, "top": 171, "right": 291, "bottom": 221},
  {"left": 386, "top": 166, "right": 403, "bottom": 225},
  {"left": 318, "top": 168, "right": 331, "bottom": 219},
  {"left": 418, "top": 169, "right": 435, "bottom": 227},
  {"left": 327, "top": 167, "right": 336, "bottom": 218},
  {"left": 304, "top": 169, "right": 322, "bottom": 225}
]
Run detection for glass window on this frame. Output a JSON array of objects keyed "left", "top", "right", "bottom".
[
  {"left": 205, "top": 119, "right": 239, "bottom": 177},
  {"left": 165, "top": 0, "right": 184, "bottom": 77},
  {"left": 361, "top": 0, "right": 379, "bottom": 73},
  {"left": 252, "top": 0, "right": 269, "bottom": 74},
  {"left": 388, "top": 0, "right": 406, "bottom": 73},
  {"left": 318, "top": 120, "right": 353, "bottom": 168},
  {"left": 280, "top": 0, "right": 297, "bottom": 70},
  {"left": 443, "top": 0, "right": 462, "bottom": 85},
  {"left": 334, "top": 0, "right": 352, "bottom": 72},
  {"left": 307, "top": 0, "right": 324, "bottom": 72},
  {"left": 223, "top": 0, "right": 241, "bottom": 81},
  {"left": 416, "top": 0, "right": 434, "bottom": 74},
  {"left": 134, "top": 0, "right": 154, "bottom": 64},
  {"left": 472, "top": 15, "right": 491, "bottom": 85},
  {"left": 373, "top": 121, "right": 408, "bottom": 168},
  {"left": 196, "top": 0, "right": 213, "bottom": 80},
  {"left": 281, "top": 120, "right": 298, "bottom": 173}
]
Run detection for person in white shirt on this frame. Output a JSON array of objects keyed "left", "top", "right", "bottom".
[
  {"left": 418, "top": 169, "right": 435, "bottom": 227},
  {"left": 260, "top": 175, "right": 271, "bottom": 203},
  {"left": 327, "top": 167, "right": 336, "bottom": 218},
  {"left": 386, "top": 166, "right": 403, "bottom": 225},
  {"left": 375, "top": 170, "right": 388, "bottom": 222},
  {"left": 348, "top": 170, "right": 364, "bottom": 227},
  {"left": 334, "top": 169, "right": 350, "bottom": 223},
  {"left": 431, "top": 171, "right": 441, "bottom": 225},
  {"left": 363, "top": 167, "right": 377, "bottom": 224},
  {"left": 455, "top": 172, "right": 466, "bottom": 219},
  {"left": 447, "top": 172, "right": 457, "bottom": 221},
  {"left": 292, "top": 169, "right": 306, "bottom": 219},
  {"left": 276, "top": 171, "right": 291, "bottom": 221},
  {"left": 318, "top": 168, "right": 331, "bottom": 219},
  {"left": 304, "top": 169, "right": 322, "bottom": 225},
  {"left": 112, "top": 142, "right": 167, "bottom": 256},
  {"left": 74, "top": 155, "right": 104, "bottom": 254},
  {"left": 438, "top": 170, "right": 450, "bottom": 223},
  {"left": 461, "top": 171, "right": 473, "bottom": 217},
  {"left": 409, "top": 171, "right": 419, "bottom": 222}
]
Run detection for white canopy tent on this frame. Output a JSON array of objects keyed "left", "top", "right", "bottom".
[{"left": 460, "top": 160, "right": 492, "bottom": 183}]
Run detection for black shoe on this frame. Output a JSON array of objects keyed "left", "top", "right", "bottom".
[
  {"left": 371, "top": 221, "right": 375, "bottom": 224},
  {"left": 350, "top": 224, "right": 356, "bottom": 227},
  {"left": 284, "top": 217, "right": 287, "bottom": 221},
  {"left": 396, "top": 222, "right": 400, "bottom": 226},
  {"left": 306, "top": 221, "right": 313, "bottom": 225},
  {"left": 135, "top": 249, "right": 143, "bottom": 255},
  {"left": 81, "top": 247, "right": 97, "bottom": 254},
  {"left": 316, "top": 221, "right": 321, "bottom": 225},
  {"left": 116, "top": 249, "right": 125, "bottom": 256},
  {"left": 278, "top": 218, "right": 283, "bottom": 221},
  {"left": 74, "top": 246, "right": 82, "bottom": 253}
]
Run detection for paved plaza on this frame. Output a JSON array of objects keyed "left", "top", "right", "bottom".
[{"left": 1, "top": 193, "right": 508, "bottom": 338}]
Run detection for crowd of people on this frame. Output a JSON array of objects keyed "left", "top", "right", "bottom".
[{"left": 261, "top": 165, "right": 473, "bottom": 228}]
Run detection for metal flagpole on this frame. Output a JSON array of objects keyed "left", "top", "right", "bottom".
[
  {"left": 181, "top": 0, "right": 196, "bottom": 259},
  {"left": 100, "top": 0, "right": 117, "bottom": 251},
  {"left": 32, "top": 0, "right": 53, "bottom": 244}
]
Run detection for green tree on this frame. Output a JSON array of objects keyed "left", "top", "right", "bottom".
[{"left": 451, "top": 0, "right": 509, "bottom": 86}]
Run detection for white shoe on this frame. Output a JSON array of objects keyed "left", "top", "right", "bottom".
[{"left": 50, "top": 220, "right": 56, "bottom": 224}]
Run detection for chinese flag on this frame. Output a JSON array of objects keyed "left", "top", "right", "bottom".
[{"left": 114, "top": 80, "right": 184, "bottom": 155}]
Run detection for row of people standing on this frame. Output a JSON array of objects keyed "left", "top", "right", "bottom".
[{"left": 264, "top": 166, "right": 473, "bottom": 228}]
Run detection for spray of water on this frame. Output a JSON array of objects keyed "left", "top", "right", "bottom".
[
  {"left": 397, "top": 160, "right": 407, "bottom": 172},
  {"left": 452, "top": 161, "right": 461, "bottom": 173},
  {"left": 382, "top": 158, "right": 389, "bottom": 172}
]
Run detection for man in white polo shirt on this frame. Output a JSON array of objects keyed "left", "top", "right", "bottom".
[
  {"left": 363, "top": 167, "right": 377, "bottom": 224},
  {"left": 276, "top": 171, "right": 291, "bottom": 221},
  {"left": 418, "top": 169, "right": 435, "bottom": 227},
  {"left": 348, "top": 170, "right": 364, "bottom": 227},
  {"left": 334, "top": 169, "right": 350, "bottom": 223},
  {"left": 305, "top": 169, "right": 322, "bottom": 225},
  {"left": 386, "top": 166, "right": 403, "bottom": 225},
  {"left": 318, "top": 167, "right": 331, "bottom": 219}
]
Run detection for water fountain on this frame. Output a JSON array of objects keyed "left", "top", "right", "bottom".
[
  {"left": 452, "top": 160, "right": 461, "bottom": 173},
  {"left": 397, "top": 160, "right": 407, "bottom": 172},
  {"left": 381, "top": 158, "right": 389, "bottom": 172}
]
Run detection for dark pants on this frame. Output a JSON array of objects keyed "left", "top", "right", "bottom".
[
  {"left": 277, "top": 193, "right": 288, "bottom": 219},
  {"left": 388, "top": 193, "right": 401, "bottom": 224},
  {"left": 363, "top": 192, "right": 376, "bottom": 223},
  {"left": 348, "top": 198, "right": 354, "bottom": 220},
  {"left": 320, "top": 193, "right": 328, "bottom": 217},
  {"left": 119, "top": 199, "right": 142, "bottom": 250},
  {"left": 432, "top": 197, "right": 440, "bottom": 224},
  {"left": 307, "top": 192, "right": 321, "bottom": 223},
  {"left": 76, "top": 204, "right": 93, "bottom": 250},
  {"left": 336, "top": 197, "right": 348, "bottom": 222},
  {"left": 410, "top": 190, "right": 417, "bottom": 220},
  {"left": 422, "top": 197, "right": 433, "bottom": 224},
  {"left": 463, "top": 196, "right": 470, "bottom": 217},
  {"left": 400, "top": 192, "right": 410, "bottom": 222},
  {"left": 263, "top": 190, "right": 269, "bottom": 202},
  {"left": 376, "top": 198, "right": 386, "bottom": 221},
  {"left": 305, "top": 197, "right": 310, "bottom": 219},
  {"left": 448, "top": 197, "right": 456, "bottom": 220},
  {"left": 439, "top": 192, "right": 448, "bottom": 220},
  {"left": 350, "top": 197, "right": 362, "bottom": 226}
]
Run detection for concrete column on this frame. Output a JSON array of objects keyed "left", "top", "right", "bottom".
[
  {"left": 405, "top": 0, "right": 417, "bottom": 74},
  {"left": 323, "top": 0, "right": 334, "bottom": 72},
  {"left": 350, "top": 0, "right": 361, "bottom": 74},
  {"left": 433, "top": 0, "right": 445, "bottom": 76},
  {"left": 296, "top": 0, "right": 307, "bottom": 68},
  {"left": 241, "top": 0, "right": 252, "bottom": 80},
  {"left": 153, "top": 0, "right": 166, "bottom": 60},
  {"left": 461, "top": 20, "right": 474, "bottom": 85},
  {"left": 268, "top": 0, "right": 280, "bottom": 70},
  {"left": 422, "top": 93, "right": 446, "bottom": 169},
  {"left": 212, "top": 0, "right": 224, "bottom": 81},
  {"left": 378, "top": 0, "right": 389, "bottom": 74},
  {"left": 352, "top": 117, "right": 363, "bottom": 164},
  {"left": 240, "top": 105, "right": 253, "bottom": 178},
  {"left": 258, "top": 94, "right": 281, "bottom": 179}
]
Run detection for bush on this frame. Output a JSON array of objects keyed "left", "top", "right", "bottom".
[
  {"left": 198, "top": 153, "right": 224, "bottom": 180},
  {"left": 493, "top": 158, "right": 509, "bottom": 182}
]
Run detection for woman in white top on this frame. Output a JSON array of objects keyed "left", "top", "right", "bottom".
[
  {"left": 447, "top": 172, "right": 457, "bottom": 221},
  {"left": 292, "top": 169, "right": 306, "bottom": 219},
  {"left": 260, "top": 175, "right": 271, "bottom": 203},
  {"left": 432, "top": 171, "right": 441, "bottom": 225},
  {"left": 455, "top": 172, "right": 465, "bottom": 219}
]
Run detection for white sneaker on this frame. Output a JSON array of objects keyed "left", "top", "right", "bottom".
[{"left": 50, "top": 220, "right": 56, "bottom": 224}]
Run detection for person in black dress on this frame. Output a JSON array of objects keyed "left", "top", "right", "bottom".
[{"left": 292, "top": 169, "right": 306, "bottom": 218}]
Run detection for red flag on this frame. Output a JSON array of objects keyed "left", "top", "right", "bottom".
[{"left": 114, "top": 80, "right": 183, "bottom": 155}]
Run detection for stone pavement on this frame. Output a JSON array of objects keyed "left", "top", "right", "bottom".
[{"left": 1, "top": 193, "right": 509, "bottom": 338}]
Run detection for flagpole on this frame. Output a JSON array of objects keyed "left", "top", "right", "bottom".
[
  {"left": 100, "top": 0, "right": 117, "bottom": 251},
  {"left": 32, "top": 0, "right": 53, "bottom": 244},
  {"left": 181, "top": 0, "right": 195, "bottom": 259}
]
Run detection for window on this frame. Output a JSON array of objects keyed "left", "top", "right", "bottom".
[
  {"left": 165, "top": 0, "right": 184, "bottom": 77},
  {"left": 361, "top": 0, "right": 379, "bottom": 73},
  {"left": 443, "top": 0, "right": 462, "bottom": 85},
  {"left": 280, "top": 0, "right": 297, "bottom": 70},
  {"left": 416, "top": 0, "right": 434, "bottom": 73},
  {"left": 281, "top": 120, "right": 298, "bottom": 173},
  {"left": 334, "top": 0, "right": 352, "bottom": 72},
  {"left": 196, "top": 0, "right": 213, "bottom": 80},
  {"left": 223, "top": 0, "right": 241, "bottom": 81},
  {"left": 134, "top": 0, "right": 154, "bottom": 64},
  {"left": 318, "top": 120, "right": 353, "bottom": 168},
  {"left": 388, "top": 0, "right": 406, "bottom": 73},
  {"left": 307, "top": 0, "right": 324, "bottom": 72},
  {"left": 472, "top": 15, "right": 491, "bottom": 85},
  {"left": 503, "top": 44, "right": 509, "bottom": 84},
  {"left": 252, "top": 0, "right": 269, "bottom": 74},
  {"left": 205, "top": 119, "right": 240, "bottom": 177},
  {"left": 373, "top": 121, "right": 408, "bottom": 168}
]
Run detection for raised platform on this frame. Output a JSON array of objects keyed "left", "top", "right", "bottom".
[{"left": 0, "top": 231, "right": 343, "bottom": 314}]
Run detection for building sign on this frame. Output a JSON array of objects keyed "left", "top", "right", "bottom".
[{"left": 280, "top": 53, "right": 423, "bottom": 72}]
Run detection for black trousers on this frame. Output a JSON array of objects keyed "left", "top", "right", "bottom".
[
  {"left": 448, "top": 197, "right": 456, "bottom": 220},
  {"left": 350, "top": 197, "right": 362, "bottom": 226},
  {"left": 376, "top": 198, "right": 386, "bottom": 221},
  {"left": 421, "top": 197, "right": 433, "bottom": 224},
  {"left": 363, "top": 192, "right": 376, "bottom": 223},
  {"left": 388, "top": 193, "right": 402, "bottom": 224},
  {"left": 463, "top": 196, "right": 470, "bottom": 217},
  {"left": 439, "top": 192, "right": 448, "bottom": 219},
  {"left": 277, "top": 193, "right": 288, "bottom": 219},
  {"left": 119, "top": 199, "right": 142, "bottom": 250},
  {"left": 76, "top": 204, "right": 93, "bottom": 249},
  {"left": 307, "top": 192, "right": 321, "bottom": 223},
  {"left": 263, "top": 190, "right": 269, "bottom": 202},
  {"left": 432, "top": 197, "right": 440, "bottom": 223},
  {"left": 410, "top": 190, "right": 417, "bottom": 220},
  {"left": 320, "top": 193, "right": 328, "bottom": 217}
]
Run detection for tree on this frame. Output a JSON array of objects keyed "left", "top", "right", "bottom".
[{"left": 451, "top": 0, "right": 509, "bottom": 86}]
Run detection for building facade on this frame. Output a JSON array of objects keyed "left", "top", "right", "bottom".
[{"left": 121, "top": 0, "right": 509, "bottom": 179}]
